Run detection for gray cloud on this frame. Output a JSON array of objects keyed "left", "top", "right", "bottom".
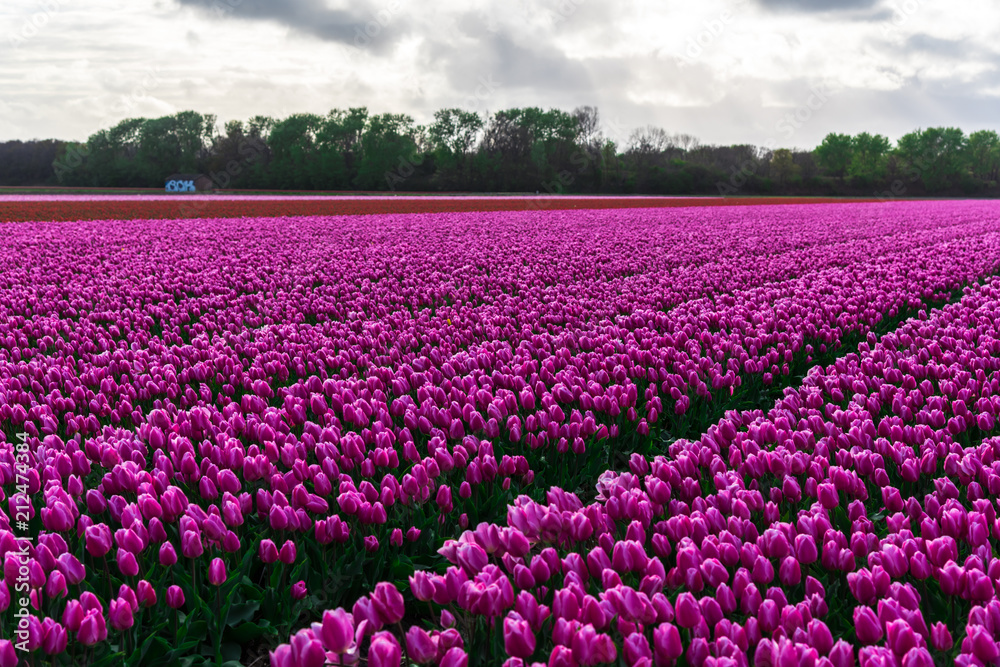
[
  {"left": 3, "top": 0, "right": 999, "bottom": 147},
  {"left": 423, "top": 28, "right": 593, "bottom": 96},
  {"left": 173, "top": 0, "right": 409, "bottom": 54},
  {"left": 902, "top": 33, "right": 982, "bottom": 59},
  {"left": 754, "top": 0, "right": 882, "bottom": 10}
]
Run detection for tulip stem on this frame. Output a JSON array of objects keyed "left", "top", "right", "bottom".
[
  {"left": 216, "top": 587, "right": 223, "bottom": 664},
  {"left": 103, "top": 560, "right": 111, "bottom": 601},
  {"left": 396, "top": 622, "right": 407, "bottom": 664}
]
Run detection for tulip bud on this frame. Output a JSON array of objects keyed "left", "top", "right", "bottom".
[
  {"left": 368, "top": 631, "right": 402, "bottom": 667},
  {"left": 319, "top": 607, "right": 353, "bottom": 654},
  {"left": 167, "top": 585, "right": 185, "bottom": 609},
  {"left": 208, "top": 558, "right": 227, "bottom": 586}
]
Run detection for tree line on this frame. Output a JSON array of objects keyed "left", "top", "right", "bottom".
[{"left": 3, "top": 106, "right": 999, "bottom": 197}]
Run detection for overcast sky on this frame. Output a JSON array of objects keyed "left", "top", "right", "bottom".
[{"left": 1, "top": 0, "right": 997, "bottom": 148}]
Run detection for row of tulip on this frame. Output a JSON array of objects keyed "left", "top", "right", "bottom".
[
  {"left": 1, "top": 201, "right": 1000, "bottom": 664},
  {"left": 272, "top": 271, "right": 1000, "bottom": 665}
]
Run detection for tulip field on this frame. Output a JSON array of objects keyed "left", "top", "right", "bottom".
[
  {"left": 3, "top": 198, "right": 1000, "bottom": 667},
  {"left": 0, "top": 194, "right": 879, "bottom": 223}
]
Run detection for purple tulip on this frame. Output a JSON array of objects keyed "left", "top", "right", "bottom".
[
  {"left": 405, "top": 626, "right": 437, "bottom": 664},
  {"left": 109, "top": 597, "right": 134, "bottom": 630},
  {"left": 42, "top": 621, "right": 68, "bottom": 655},
  {"left": 167, "top": 585, "right": 185, "bottom": 609},
  {"left": 321, "top": 607, "right": 353, "bottom": 654},
  {"left": 85, "top": 524, "right": 113, "bottom": 557},
  {"left": 503, "top": 614, "right": 536, "bottom": 659},
  {"left": 370, "top": 582, "right": 405, "bottom": 625},
  {"left": 278, "top": 540, "right": 297, "bottom": 565},
  {"left": 368, "top": 631, "right": 401, "bottom": 667},
  {"left": 0, "top": 641, "right": 16, "bottom": 667},
  {"left": 77, "top": 610, "right": 107, "bottom": 646},
  {"left": 208, "top": 558, "right": 227, "bottom": 586},
  {"left": 854, "top": 606, "right": 882, "bottom": 644},
  {"left": 929, "top": 622, "right": 952, "bottom": 650},
  {"left": 439, "top": 647, "right": 468, "bottom": 667},
  {"left": 675, "top": 592, "right": 701, "bottom": 628}
]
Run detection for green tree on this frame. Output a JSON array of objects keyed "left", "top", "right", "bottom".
[
  {"left": 134, "top": 111, "right": 216, "bottom": 184},
  {"left": 355, "top": 113, "right": 419, "bottom": 190},
  {"left": 895, "top": 127, "right": 967, "bottom": 192},
  {"left": 814, "top": 133, "right": 853, "bottom": 178},
  {"left": 847, "top": 132, "right": 891, "bottom": 183},
  {"left": 965, "top": 129, "right": 1000, "bottom": 183},
  {"left": 770, "top": 148, "right": 800, "bottom": 184},
  {"left": 313, "top": 108, "right": 368, "bottom": 189},
  {"left": 267, "top": 113, "right": 323, "bottom": 189},
  {"left": 428, "top": 109, "right": 483, "bottom": 189}
]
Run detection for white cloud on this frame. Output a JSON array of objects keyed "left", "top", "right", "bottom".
[{"left": 0, "top": 0, "right": 998, "bottom": 148}]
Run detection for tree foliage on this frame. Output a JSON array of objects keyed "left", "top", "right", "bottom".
[{"left": 4, "top": 109, "right": 1000, "bottom": 197}]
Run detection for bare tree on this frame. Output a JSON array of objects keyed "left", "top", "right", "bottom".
[
  {"left": 572, "top": 106, "right": 602, "bottom": 146},
  {"left": 671, "top": 133, "right": 700, "bottom": 151},
  {"left": 627, "top": 125, "right": 674, "bottom": 154}
]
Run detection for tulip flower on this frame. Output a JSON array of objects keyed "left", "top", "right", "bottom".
[
  {"left": 42, "top": 622, "right": 68, "bottom": 656},
  {"left": 503, "top": 614, "right": 536, "bottom": 659},
  {"left": 854, "top": 606, "right": 882, "bottom": 644},
  {"left": 109, "top": 597, "right": 135, "bottom": 630},
  {"left": 653, "top": 622, "right": 683, "bottom": 661},
  {"left": 46, "top": 570, "right": 68, "bottom": 599},
  {"left": 405, "top": 626, "right": 437, "bottom": 664},
  {"left": 259, "top": 539, "right": 279, "bottom": 564},
  {"left": 439, "top": 647, "right": 468, "bottom": 667},
  {"left": 0, "top": 640, "right": 17, "bottom": 667},
  {"left": 321, "top": 608, "right": 353, "bottom": 654},
  {"left": 290, "top": 629, "right": 326, "bottom": 667},
  {"left": 167, "top": 585, "right": 185, "bottom": 609},
  {"left": 117, "top": 549, "right": 140, "bottom": 577},
  {"left": 77, "top": 610, "right": 107, "bottom": 646},
  {"left": 930, "top": 622, "right": 952, "bottom": 651},
  {"left": 181, "top": 530, "right": 203, "bottom": 559},
  {"left": 208, "top": 558, "right": 227, "bottom": 586},
  {"left": 85, "top": 524, "right": 113, "bottom": 557},
  {"left": 368, "top": 631, "right": 401, "bottom": 667},
  {"left": 675, "top": 592, "right": 701, "bottom": 628},
  {"left": 278, "top": 540, "right": 297, "bottom": 565},
  {"left": 371, "top": 582, "right": 405, "bottom": 625}
]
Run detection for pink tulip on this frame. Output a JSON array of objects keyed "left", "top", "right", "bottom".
[
  {"left": 371, "top": 582, "right": 405, "bottom": 625},
  {"left": 503, "top": 614, "right": 536, "bottom": 659},
  {"left": 77, "top": 609, "right": 107, "bottom": 646},
  {"left": 208, "top": 558, "right": 227, "bottom": 586},
  {"left": 0, "top": 640, "right": 17, "bottom": 667},
  {"left": 109, "top": 598, "right": 134, "bottom": 631},
  {"left": 167, "top": 585, "right": 185, "bottom": 609},
  {"left": 321, "top": 607, "right": 353, "bottom": 654},
  {"left": 278, "top": 540, "right": 297, "bottom": 565},
  {"left": 368, "top": 631, "right": 401, "bottom": 667},
  {"left": 85, "top": 524, "right": 112, "bottom": 557},
  {"left": 405, "top": 626, "right": 437, "bottom": 664}
]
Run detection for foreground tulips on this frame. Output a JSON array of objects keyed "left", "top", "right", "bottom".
[
  {"left": 276, "top": 271, "right": 1000, "bottom": 664},
  {"left": 1, "top": 200, "right": 1000, "bottom": 665}
]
